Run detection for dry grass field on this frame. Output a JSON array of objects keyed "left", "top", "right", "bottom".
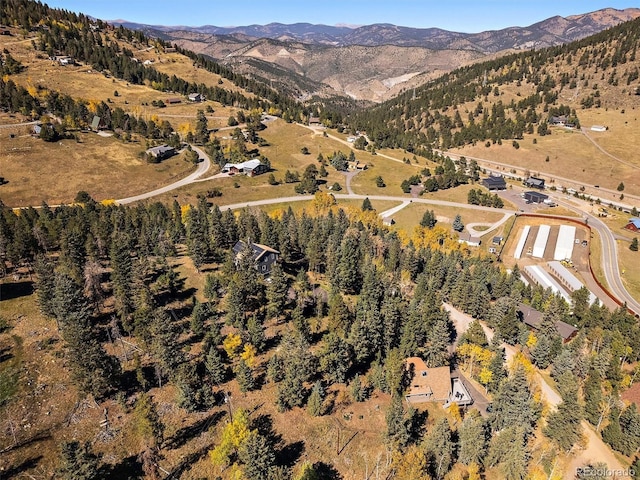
[
  {"left": 389, "top": 202, "right": 506, "bottom": 234},
  {"left": 0, "top": 132, "right": 199, "bottom": 207}
]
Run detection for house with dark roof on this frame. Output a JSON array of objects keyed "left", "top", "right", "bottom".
[
  {"left": 232, "top": 240, "right": 280, "bottom": 275},
  {"left": 146, "top": 145, "right": 176, "bottom": 161},
  {"left": 405, "top": 357, "right": 472, "bottom": 407},
  {"left": 624, "top": 218, "right": 640, "bottom": 232},
  {"left": 523, "top": 191, "right": 548, "bottom": 204},
  {"left": 482, "top": 175, "right": 506, "bottom": 190},
  {"left": 517, "top": 303, "right": 578, "bottom": 343},
  {"left": 188, "top": 93, "right": 204, "bottom": 102},
  {"left": 524, "top": 177, "right": 545, "bottom": 189}
]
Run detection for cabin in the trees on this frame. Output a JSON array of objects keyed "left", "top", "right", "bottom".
[
  {"left": 405, "top": 357, "right": 473, "bottom": 407},
  {"left": 517, "top": 303, "right": 578, "bottom": 343},
  {"left": 146, "top": 145, "right": 176, "bottom": 161},
  {"left": 624, "top": 218, "right": 640, "bottom": 232},
  {"left": 524, "top": 177, "right": 545, "bottom": 189},
  {"left": 188, "top": 93, "right": 204, "bottom": 102},
  {"left": 233, "top": 240, "right": 279, "bottom": 275},
  {"left": 482, "top": 175, "right": 506, "bottom": 190}
]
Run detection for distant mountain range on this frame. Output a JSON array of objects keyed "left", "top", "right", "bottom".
[{"left": 113, "top": 8, "right": 640, "bottom": 102}]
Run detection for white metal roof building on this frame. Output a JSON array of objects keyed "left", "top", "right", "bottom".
[
  {"left": 548, "top": 261, "right": 599, "bottom": 305},
  {"left": 553, "top": 225, "right": 576, "bottom": 260},
  {"left": 532, "top": 225, "right": 550, "bottom": 258},
  {"left": 514, "top": 225, "right": 531, "bottom": 259},
  {"left": 524, "top": 265, "right": 572, "bottom": 305}
]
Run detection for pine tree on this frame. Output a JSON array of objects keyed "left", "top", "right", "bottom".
[
  {"left": 350, "top": 374, "right": 366, "bottom": 402},
  {"left": 190, "top": 299, "right": 207, "bottom": 337},
  {"left": 452, "top": 214, "right": 464, "bottom": 232},
  {"left": 487, "top": 426, "right": 528, "bottom": 480},
  {"left": 205, "top": 345, "right": 228, "bottom": 385},
  {"left": 424, "top": 417, "right": 454, "bottom": 480},
  {"left": 235, "top": 358, "right": 255, "bottom": 393},
  {"left": 53, "top": 272, "right": 120, "bottom": 398},
  {"left": 246, "top": 314, "right": 266, "bottom": 352},
  {"left": 631, "top": 237, "right": 639, "bottom": 252},
  {"left": 57, "top": 441, "right": 101, "bottom": 480},
  {"left": 361, "top": 197, "right": 373, "bottom": 211},
  {"left": 543, "top": 382, "right": 583, "bottom": 451},
  {"left": 34, "top": 254, "right": 56, "bottom": 318},
  {"left": 490, "top": 364, "right": 541, "bottom": 435},
  {"left": 420, "top": 210, "right": 437, "bottom": 229},
  {"left": 133, "top": 393, "right": 164, "bottom": 448},
  {"left": 385, "top": 394, "right": 410, "bottom": 448},
  {"left": 238, "top": 431, "right": 275, "bottom": 480},
  {"left": 458, "top": 413, "right": 487, "bottom": 466},
  {"left": 307, "top": 381, "right": 325, "bottom": 416},
  {"left": 318, "top": 332, "right": 353, "bottom": 384}
]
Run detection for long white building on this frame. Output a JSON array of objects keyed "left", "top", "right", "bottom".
[
  {"left": 553, "top": 225, "right": 576, "bottom": 261},
  {"left": 514, "top": 225, "right": 531, "bottom": 259},
  {"left": 524, "top": 264, "right": 572, "bottom": 305},
  {"left": 548, "top": 261, "right": 599, "bottom": 305},
  {"left": 532, "top": 225, "right": 551, "bottom": 258}
]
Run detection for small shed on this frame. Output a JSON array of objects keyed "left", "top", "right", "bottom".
[{"left": 188, "top": 93, "right": 204, "bottom": 102}]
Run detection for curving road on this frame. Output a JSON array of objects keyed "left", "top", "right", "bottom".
[
  {"left": 554, "top": 198, "right": 640, "bottom": 316},
  {"left": 445, "top": 303, "right": 625, "bottom": 472},
  {"left": 116, "top": 145, "right": 211, "bottom": 204}
]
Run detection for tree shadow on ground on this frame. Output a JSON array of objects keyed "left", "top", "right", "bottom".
[
  {"left": 98, "top": 454, "right": 144, "bottom": 479},
  {"left": 1, "top": 455, "right": 42, "bottom": 478},
  {"left": 164, "top": 410, "right": 225, "bottom": 450},
  {"left": 0, "top": 280, "right": 33, "bottom": 301}
]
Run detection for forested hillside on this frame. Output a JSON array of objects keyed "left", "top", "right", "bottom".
[
  {"left": 347, "top": 16, "right": 640, "bottom": 152},
  {"left": 2, "top": 194, "right": 640, "bottom": 478}
]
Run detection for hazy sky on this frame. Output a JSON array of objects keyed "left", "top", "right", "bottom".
[{"left": 44, "top": 1, "right": 638, "bottom": 32}]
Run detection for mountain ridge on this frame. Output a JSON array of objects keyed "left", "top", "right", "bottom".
[{"left": 113, "top": 7, "right": 640, "bottom": 51}]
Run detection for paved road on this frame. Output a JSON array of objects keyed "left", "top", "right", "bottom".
[
  {"left": 218, "top": 193, "right": 517, "bottom": 217},
  {"left": 444, "top": 303, "right": 624, "bottom": 472},
  {"left": 116, "top": 145, "right": 211, "bottom": 204}
]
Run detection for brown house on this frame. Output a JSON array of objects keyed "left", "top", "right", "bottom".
[{"left": 404, "top": 357, "right": 472, "bottom": 407}]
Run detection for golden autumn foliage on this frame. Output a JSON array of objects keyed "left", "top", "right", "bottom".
[
  {"left": 456, "top": 343, "right": 493, "bottom": 378},
  {"left": 240, "top": 344, "right": 257, "bottom": 368},
  {"left": 312, "top": 191, "right": 336, "bottom": 213},
  {"left": 100, "top": 199, "right": 116, "bottom": 206},
  {"left": 223, "top": 333, "right": 243, "bottom": 359},
  {"left": 209, "top": 409, "right": 251, "bottom": 468},
  {"left": 180, "top": 204, "right": 191, "bottom": 223},
  {"left": 391, "top": 445, "right": 431, "bottom": 480}
]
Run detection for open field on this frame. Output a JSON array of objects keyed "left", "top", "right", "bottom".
[
  {"left": 453, "top": 119, "right": 640, "bottom": 197},
  {"left": 0, "top": 132, "right": 198, "bottom": 207},
  {"left": 389, "top": 202, "right": 506, "bottom": 234}
]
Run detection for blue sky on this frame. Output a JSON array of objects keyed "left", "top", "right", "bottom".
[{"left": 44, "top": 1, "right": 638, "bottom": 32}]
